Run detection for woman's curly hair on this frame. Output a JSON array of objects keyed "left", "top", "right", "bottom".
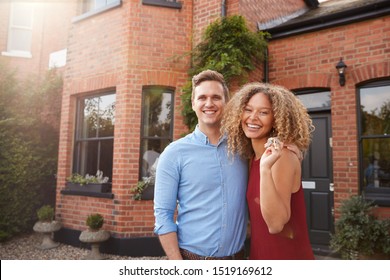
[{"left": 221, "top": 82, "right": 314, "bottom": 159}]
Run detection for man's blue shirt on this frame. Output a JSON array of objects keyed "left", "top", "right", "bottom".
[{"left": 154, "top": 126, "right": 248, "bottom": 257}]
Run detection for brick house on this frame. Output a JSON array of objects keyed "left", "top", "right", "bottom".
[
  {"left": 1, "top": 0, "right": 389, "bottom": 257},
  {"left": 0, "top": 0, "right": 75, "bottom": 80}
]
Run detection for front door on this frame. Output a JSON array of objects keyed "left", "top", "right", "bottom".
[{"left": 301, "top": 112, "right": 334, "bottom": 253}]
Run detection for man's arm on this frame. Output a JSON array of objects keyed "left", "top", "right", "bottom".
[
  {"left": 158, "top": 232, "right": 183, "bottom": 260},
  {"left": 154, "top": 145, "right": 182, "bottom": 259}
]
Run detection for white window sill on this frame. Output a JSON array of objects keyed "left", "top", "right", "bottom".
[{"left": 1, "top": 51, "right": 32, "bottom": 59}]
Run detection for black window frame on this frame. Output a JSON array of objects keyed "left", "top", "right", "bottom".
[
  {"left": 72, "top": 91, "right": 116, "bottom": 183},
  {"left": 357, "top": 79, "right": 390, "bottom": 206}
]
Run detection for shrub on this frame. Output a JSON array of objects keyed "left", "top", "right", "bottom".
[
  {"left": 37, "top": 205, "right": 55, "bottom": 222},
  {"left": 0, "top": 61, "right": 62, "bottom": 241},
  {"left": 330, "top": 195, "right": 390, "bottom": 259},
  {"left": 86, "top": 214, "right": 104, "bottom": 231}
]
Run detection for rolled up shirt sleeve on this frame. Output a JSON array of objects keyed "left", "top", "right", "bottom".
[{"left": 154, "top": 145, "right": 180, "bottom": 235}]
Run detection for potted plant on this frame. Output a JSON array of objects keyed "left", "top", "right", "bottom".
[
  {"left": 33, "top": 205, "right": 62, "bottom": 250},
  {"left": 330, "top": 195, "right": 390, "bottom": 259},
  {"left": 65, "top": 170, "right": 111, "bottom": 193},
  {"left": 79, "top": 213, "right": 110, "bottom": 260}
]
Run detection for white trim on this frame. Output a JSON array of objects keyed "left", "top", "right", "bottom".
[{"left": 1, "top": 51, "right": 32, "bottom": 58}]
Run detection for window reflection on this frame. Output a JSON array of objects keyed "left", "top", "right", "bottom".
[
  {"left": 362, "top": 139, "right": 390, "bottom": 189},
  {"left": 74, "top": 93, "right": 115, "bottom": 181},
  {"left": 359, "top": 81, "right": 390, "bottom": 192},
  {"left": 81, "top": 95, "right": 115, "bottom": 138},
  {"left": 296, "top": 91, "right": 331, "bottom": 110},
  {"left": 140, "top": 87, "right": 173, "bottom": 179},
  {"left": 360, "top": 86, "right": 390, "bottom": 136}
]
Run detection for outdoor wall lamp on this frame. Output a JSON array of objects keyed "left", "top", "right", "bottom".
[{"left": 335, "top": 58, "right": 347, "bottom": 86}]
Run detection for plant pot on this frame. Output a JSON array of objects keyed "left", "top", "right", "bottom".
[
  {"left": 141, "top": 184, "right": 154, "bottom": 200},
  {"left": 348, "top": 249, "right": 359, "bottom": 260},
  {"left": 65, "top": 182, "right": 112, "bottom": 193},
  {"left": 79, "top": 229, "right": 110, "bottom": 260},
  {"left": 33, "top": 220, "right": 62, "bottom": 250}
]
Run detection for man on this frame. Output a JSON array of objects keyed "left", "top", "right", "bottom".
[{"left": 154, "top": 70, "right": 248, "bottom": 260}]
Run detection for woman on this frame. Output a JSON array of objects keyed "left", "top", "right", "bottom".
[{"left": 221, "top": 82, "right": 315, "bottom": 260}]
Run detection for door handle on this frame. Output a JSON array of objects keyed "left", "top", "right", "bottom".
[{"left": 329, "top": 183, "right": 334, "bottom": 192}]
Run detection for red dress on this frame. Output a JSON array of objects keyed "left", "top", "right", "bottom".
[{"left": 247, "top": 158, "right": 315, "bottom": 260}]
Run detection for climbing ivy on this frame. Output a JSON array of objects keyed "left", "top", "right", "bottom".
[{"left": 181, "top": 15, "right": 270, "bottom": 131}]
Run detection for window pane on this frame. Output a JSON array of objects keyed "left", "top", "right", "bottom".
[
  {"left": 98, "top": 94, "right": 115, "bottom": 137},
  {"left": 83, "top": 0, "right": 117, "bottom": 13},
  {"left": 142, "top": 88, "right": 173, "bottom": 137},
  {"left": 360, "top": 85, "right": 390, "bottom": 136},
  {"left": 9, "top": 29, "right": 32, "bottom": 52},
  {"left": 140, "top": 86, "right": 174, "bottom": 180},
  {"left": 12, "top": 3, "right": 33, "bottom": 27},
  {"left": 80, "top": 94, "right": 115, "bottom": 138},
  {"left": 76, "top": 139, "right": 113, "bottom": 182},
  {"left": 95, "top": 0, "right": 107, "bottom": 9},
  {"left": 362, "top": 138, "right": 390, "bottom": 189},
  {"left": 99, "top": 139, "right": 113, "bottom": 181},
  {"left": 140, "top": 138, "right": 171, "bottom": 178},
  {"left": 78, "top": 140, "right": 98, "bottom": 175},
  {"left": 82, "top": 98, "right": 99, "bottom": 138},
  {"left": 296, "top": 91, "right": 331, "bottom": 110}
]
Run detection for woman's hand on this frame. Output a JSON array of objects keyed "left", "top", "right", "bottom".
[
  {"left": 260, "top": 137, "right": 283, "bottom": 169},
  {"left": 284, "top": 143, "right": 303, "bottom": 161}
]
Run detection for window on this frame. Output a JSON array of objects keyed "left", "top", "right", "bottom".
[
  {"left": 82, "top": 0, "right": 119, "bottom": 13},
  {"left": 73, "top": 0, "right": 121, "bottom": 22},
  {"left": 73, "top": 93, "right": 116, "bottom": 182},
  {"left": 142, "top": 0, "right": 182, "bottom": 9},
  {"left": 2, "top": 2, "right": 34, "bottom": 58},
  {"left": 294, "top": 89, "right": 331, "bottom": 111},
  {"left": 140, "top": 87, "right": 174, "bottom": 179},
  {"left": 358, "top": 80, "right": 390, "bottom": 205}
]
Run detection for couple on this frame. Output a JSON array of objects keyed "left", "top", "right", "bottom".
[{"left": 154, "top": 70, "right": 315, "bottom": 260}]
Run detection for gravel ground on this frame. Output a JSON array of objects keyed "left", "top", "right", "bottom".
[
  {"left": 0, "top": 232, "right": 166, "bottom": 260},
  {"left": 1, "top": 233, "right": 338, "bottom": 260}
]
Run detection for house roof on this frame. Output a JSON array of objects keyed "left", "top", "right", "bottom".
[{"left": 262, "top": 0, "right": 390, "bottom": 39}]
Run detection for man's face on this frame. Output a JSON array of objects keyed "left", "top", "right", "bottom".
[{"left": 192, "top": 80, "right": 226, "bottom": 130}]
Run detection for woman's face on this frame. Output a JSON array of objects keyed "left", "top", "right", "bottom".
[{"left": 241, "top": 92, "right": 274, "bottom": 140}]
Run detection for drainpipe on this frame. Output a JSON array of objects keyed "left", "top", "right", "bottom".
[
  {"left": 221, "top": 0, "right": 226, "bottom": 17},
  {"left": 263, "top": 47, "right": 269, "bottom": 82}
]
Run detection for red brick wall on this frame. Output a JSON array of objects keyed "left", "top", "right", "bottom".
[
  {"left": 57, "top": 0, "right": 192, "bottom": 237},
  {"left": 193, "top": 0, "right": 223, "bottom": 45},
  {"left": 267, "top": 16, "right": 390, "bottom": 218}
]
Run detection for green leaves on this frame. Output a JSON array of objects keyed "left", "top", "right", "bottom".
[
  {"left": 86, "top": 214, "right": 104, "bottom": 230},
  {"left": 181, "top": 15, "right": 270, "bottom": 131},
  {"left": 330, "top": 195, "right": 390, "bottom": 259},
  {"left": 0, "top": 61, "right": 62, "bottom": 241}
]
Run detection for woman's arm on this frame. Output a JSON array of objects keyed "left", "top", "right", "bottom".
[{"left": 259, "top": 144, "right": 301, "bottom": 234}]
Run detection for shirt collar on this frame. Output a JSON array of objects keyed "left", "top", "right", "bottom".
[{"left": 194, "top": 125, "right": 226, "bottom": 145}]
